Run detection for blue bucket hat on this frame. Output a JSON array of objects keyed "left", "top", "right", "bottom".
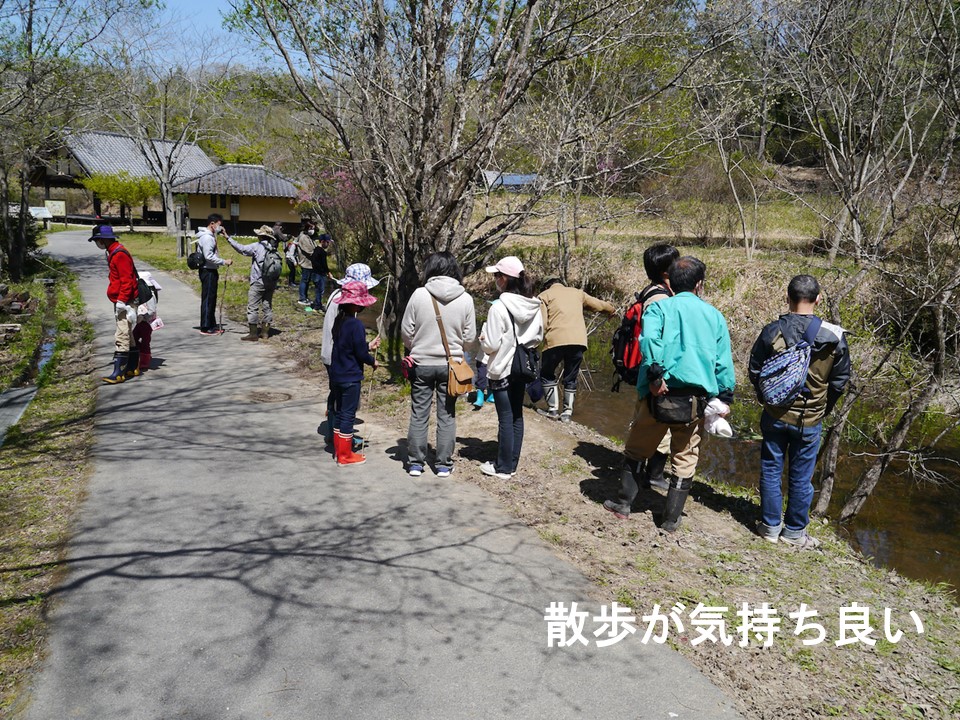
[{"left": 89, "top": 225, "right": 118, "bottom": 242}]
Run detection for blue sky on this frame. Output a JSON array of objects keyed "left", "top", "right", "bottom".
[{"left": 162, "top": 0, "right": 234, "bottom": 33}]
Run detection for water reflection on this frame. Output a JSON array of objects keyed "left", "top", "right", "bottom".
[
  {"left": 367, "top": 293, "right": 958, "bottom": 590},
  {"left": 571, "top": 382, "right": 960, "bottom": 591}
]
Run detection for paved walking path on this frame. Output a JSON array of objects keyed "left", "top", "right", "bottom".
[{"left": 23, "top": 230, "right": 741, "bottom": 719}]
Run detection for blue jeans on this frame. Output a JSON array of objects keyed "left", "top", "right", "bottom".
[
  {"left": 299, "top": 270, "right": 325, "bottom": 307},
  {"left": 492, "top": 376, "right": 526, "bottom": 474},
  {"left": 299, "top": 269, "right": 316, "bottom": 303},
  {"left": 333, "top": 381, "right": 361, "bottom": 435},
  {"left": 759, "top": 413, "right": 822, "bottom": 538}
]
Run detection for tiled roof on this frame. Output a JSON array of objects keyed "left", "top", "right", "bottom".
[
  {"left": 480, "top": 169, "right": 540, "bottom": 189},
  {"left": 65, "top": 131, "right": 216, "bottom": 183},
  {"left": 171, "top": 164, "right": 300, "bottom": 198}
]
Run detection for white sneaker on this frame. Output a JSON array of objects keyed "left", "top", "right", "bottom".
[
  {"left": 435, "top": 466, "right": 452, "bottom": 478},
  {"left": 780, "top": 532, "right": 821, "bottom": 550},
  {"left": 479, "top": 461, "right": 511, "bottom": 480},
  {"left": 408, "top": 464, "right": 423, "bottom": 477}
]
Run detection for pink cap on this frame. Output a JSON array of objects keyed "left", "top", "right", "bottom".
[{"left": 485, "top": 255, "right": 524, "bottom": 278}]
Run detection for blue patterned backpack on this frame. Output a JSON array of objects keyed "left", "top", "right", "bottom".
[{"left": 758, "top": 317, "right": 822, "bottom": 407}]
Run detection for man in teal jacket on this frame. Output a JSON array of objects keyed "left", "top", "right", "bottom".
[{"left": 605, "top": 256, "right": 735, "bottom": 532}]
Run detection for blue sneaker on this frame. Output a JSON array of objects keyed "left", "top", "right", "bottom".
[
  {"left": 436, "top": 466, "right": 452, "bottom": 478},
  {"left": 408, "top": 464, "right": 424, "bottom": 477}
]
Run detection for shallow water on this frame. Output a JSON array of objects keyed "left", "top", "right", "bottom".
[
  {"left": 571, "top": 378, "right": 960, "bottom": 590},
  {"left": 374, "top": 294, "right": 959, "bottom": 589}
]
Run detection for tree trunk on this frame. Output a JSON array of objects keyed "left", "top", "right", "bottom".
[
  {"left": 838, "top": 381, "right": 939, "bottom": 521},
  {"left": 163, "top": 181, "right": 177, "bottom": 234},
  {"left": 813, "top": 415, "right": 845, "bottom": 515},
  {"left": 12, "top": 167, "right": 32, "bottom": 281},
  {"left": 828, "top": 206, "right": 849, "bottom": 264},
  {"left": 557, "top": 202, "right": 569, "bottom": 284},
  {"left": 813, "top": 387, "right": 861, "bottom": 515},
  {"left": 0, "top": 169, "right": 10, "bottom": 275}
]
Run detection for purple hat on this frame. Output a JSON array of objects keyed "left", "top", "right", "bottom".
[
  {"left": 335, "top": 280, "right": 377, "bottom": 307},
  {"left": 485, "top": 255, "right": 524, "bottom": 278},
  {"left": 89, "top": 225, "right": 118, "bottom": 242}
]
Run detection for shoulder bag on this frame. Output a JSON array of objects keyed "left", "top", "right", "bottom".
[
  {"left": 504, "top": 305, "right": 541, "bottom": 383},
  {"left": 431, "top": 296, "right": 473, "bottom": 397}
]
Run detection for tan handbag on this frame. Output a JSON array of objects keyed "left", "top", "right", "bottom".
[{"left": 432, "top": 296, "right": 474, "bottom": 397}]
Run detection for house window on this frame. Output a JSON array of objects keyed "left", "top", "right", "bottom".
[
  {"left": 219, "top": 194, "right": 227, "bottom": 208},
  {"left": 210, "top": 194, "right": 217, "bottom": 208}
]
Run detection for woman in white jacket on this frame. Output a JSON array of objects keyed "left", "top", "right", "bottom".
[
  {"left": 400, "top": 252, "right": 477, "bottom": 477},
  {"left": 478, "top": 256, "right": 544, "bottom": 480}
]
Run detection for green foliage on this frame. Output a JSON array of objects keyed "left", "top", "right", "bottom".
[
  {"left": 205, "top": 139, "right": 267, "bottom": 165},
  {"left": 80, "top": 172, "right": 159, "bottom": 210}
]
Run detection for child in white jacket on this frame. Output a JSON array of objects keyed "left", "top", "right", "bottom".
[{"left": 478, "top": 256, "right": 544, "bottom": 480}]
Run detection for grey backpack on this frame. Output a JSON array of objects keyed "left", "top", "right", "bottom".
[{"left": 260, "top": 243, "right": 283, "bottom": 287}]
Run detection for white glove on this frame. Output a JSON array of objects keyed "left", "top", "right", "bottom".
[
  {"left": 115, "top": 301, "right": 135, "bottom": 324},
  {"left": 704, "top": 399, "right": 733, "bottom": 438}
]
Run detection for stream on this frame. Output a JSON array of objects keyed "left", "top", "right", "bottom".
[
  {"left": 360, "top": 298, "right": 959, "bottom": 590},
  {"left": 571, "top": 373, "right": 960, "bottom": 590}
]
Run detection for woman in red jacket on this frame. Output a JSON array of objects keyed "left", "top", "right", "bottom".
[{"left": 89, "top": 225, "right": 139, "bottom": 383}]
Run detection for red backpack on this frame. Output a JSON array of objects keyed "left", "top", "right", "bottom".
[{"left": 610, "top": 285, "right": 667, "bottom": 392}]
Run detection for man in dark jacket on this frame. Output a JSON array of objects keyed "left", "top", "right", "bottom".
[
  {"left": 749, "top": 274, "right": 851, "bottom": 549},
  {"left": 195, "top": 213, "right": 234, "bottom": 335},
  {"left": 89, "top": 225, "right": 139, "bottom": 384}
]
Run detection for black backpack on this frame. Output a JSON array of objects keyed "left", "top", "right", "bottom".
[
  {"left": 610, "top": 285, "right": 666, "bottom": 392},
  {"left": 109, "top": 246, "right": 153, "bottom": 305}
]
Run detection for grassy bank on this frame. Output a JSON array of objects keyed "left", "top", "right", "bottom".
[{"left": 0, "top": 264, "right": 97, "bottom": 714}]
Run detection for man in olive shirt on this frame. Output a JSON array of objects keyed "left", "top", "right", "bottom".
[{"left": 749, "top": 274, "right": 850, "bottom": 549}]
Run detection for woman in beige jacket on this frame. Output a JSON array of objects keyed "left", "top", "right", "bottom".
[{"left": 537, "top": 278, "right": 615, "bottom": 421}]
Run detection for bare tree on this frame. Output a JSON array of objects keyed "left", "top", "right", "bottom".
[
  {"left": 227, "top": 0, "right": 740, "bottom": 342},
  {"left": 773, "top": 0, "right": 949, "bottom": 265},
  {"left": 506, "top": 9, "right": 704, "bottom": 282},
  {"left": 834, "top": 205, "right": 960, "bottom": 519},
  {"left": 90, "top": 9, "right": 235, "bottom": 233},
  {"left": 724, "top": 0, "right": 960, "bottom": 518},
  {"left": 0, "top": 0, "right": 143, "bottom": 279}
]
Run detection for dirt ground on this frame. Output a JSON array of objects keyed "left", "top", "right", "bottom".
[
  {"left": 193, "top": 268, "right": 960, "bottom": 719},
  {"left": 363, "top": 391, "right": 960, "bottom": 719}
]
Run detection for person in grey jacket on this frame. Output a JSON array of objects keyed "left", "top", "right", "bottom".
[
  {"left": 228, "top": 225, "right": 280, "bottom": 341},
  {"left": 195, "top": 213, "right": 233, "bottom": 335},
  {"left": 400, "top": 252, "right": 477, "bottom": 477}
]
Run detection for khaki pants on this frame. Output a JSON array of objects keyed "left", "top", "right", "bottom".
[
  {"left": 623, "top": 396, "right": 703, "bottom": 479},
  {"left": 113, "top": 303, "right": 137, "bottom": 353},
  {"left": 246, "top": 281, "right": 275, "bottom": 325}
]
